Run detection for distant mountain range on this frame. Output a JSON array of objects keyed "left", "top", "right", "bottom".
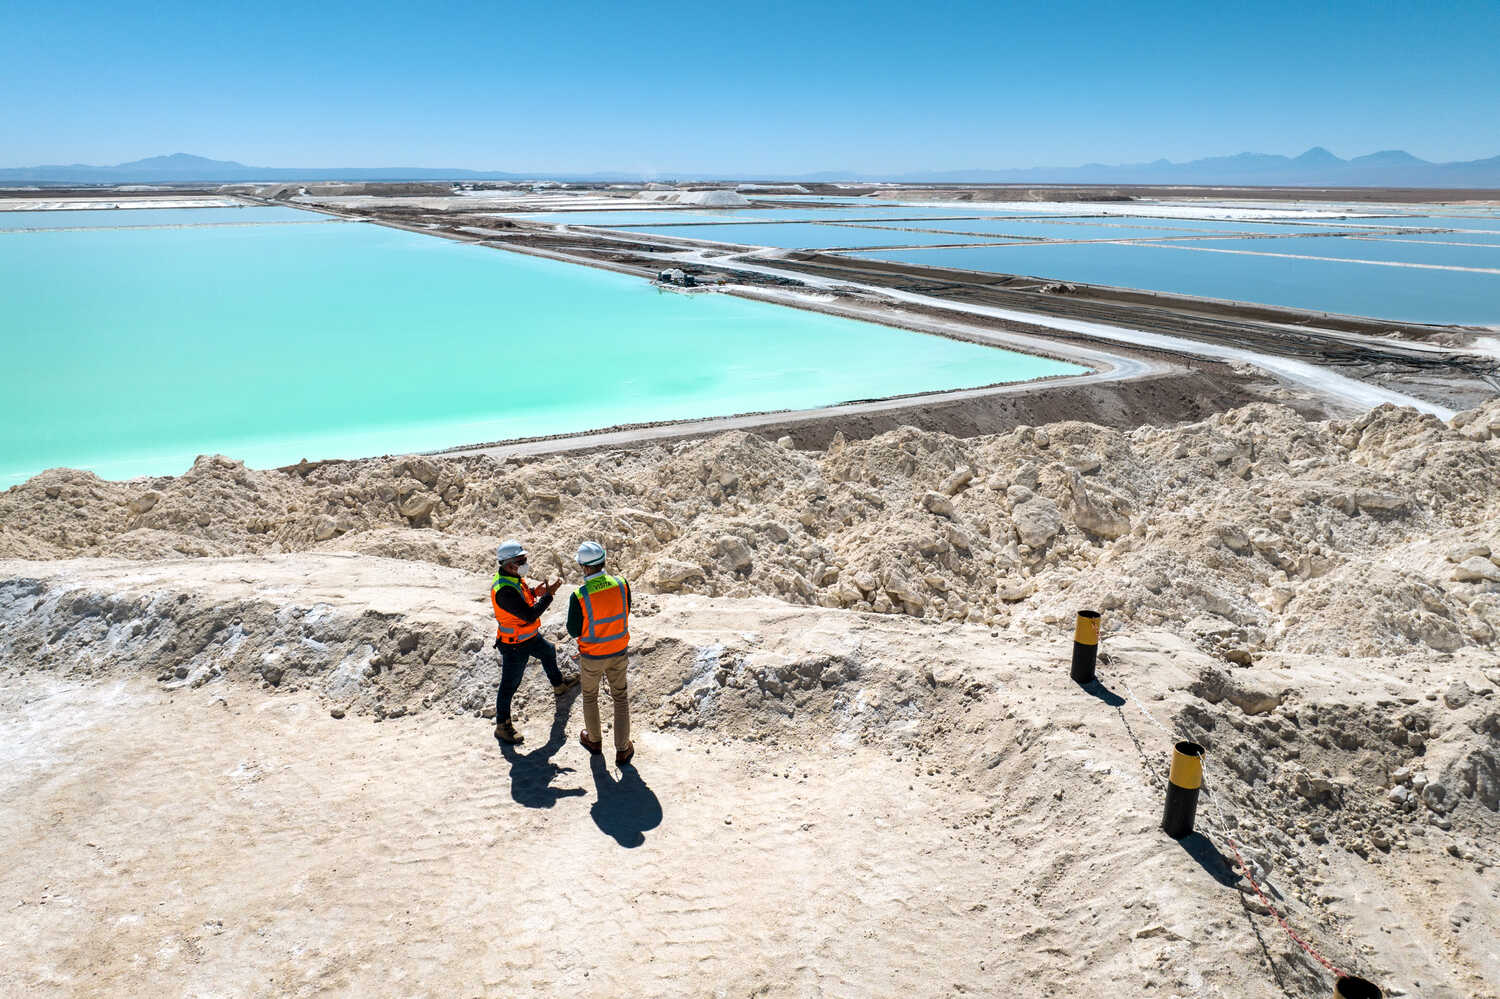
[
  {"left": 0, "top": 153, "right": 540, "bottom": 184},
  {"left": 4, "top": 149, "right": 1499, "bottom": 188},
  {"left": 876, "top": 147, "right": 1500, "bottom": 188}
]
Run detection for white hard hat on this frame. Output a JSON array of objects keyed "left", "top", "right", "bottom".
[
  {"left": 576, "top": 540, "right": 606, "bottom": 566},
  {"left": 496, "top": 539, "right": 526, "bottom": 562}
]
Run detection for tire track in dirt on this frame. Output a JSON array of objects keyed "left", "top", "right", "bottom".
[{"left": 0, "top": 677, "right": 1020, "bottom": 997}]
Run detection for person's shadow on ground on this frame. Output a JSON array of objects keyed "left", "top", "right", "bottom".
[
  {"left": 500, "top": 692, "right": 587, "bottom": 809},
  {"left": 589, "top": 755, "right": 663, "bottom": 848}
]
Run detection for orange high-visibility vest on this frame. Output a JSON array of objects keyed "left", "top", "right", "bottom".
[
  {"left": 491, "top": 574, "right": 541, "bottom": 644},
  {"left": 575, "top": 574, "right": 630, "bottom": 657}
]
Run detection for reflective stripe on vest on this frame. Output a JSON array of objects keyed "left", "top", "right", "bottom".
[
  {"left": 491, "top": 573, "right": 541, "bottom": 644},
  {"left": 576, "top": 574, "right": 629, "bottom": 657}
]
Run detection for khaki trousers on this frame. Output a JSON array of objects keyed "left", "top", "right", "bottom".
[{"left": 580, "top": 651, "right": 630, "bottom": 752}]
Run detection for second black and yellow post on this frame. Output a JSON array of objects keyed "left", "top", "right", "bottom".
[
  {"left": 1070, "top": 609, "right": 1101, "bottom": 684},
  {"left": 1333, "top": 976, "right": 1383, "bottom": 999},
  {"left": 1161, "top": 741, "right": 1205, "bottom": 839}
]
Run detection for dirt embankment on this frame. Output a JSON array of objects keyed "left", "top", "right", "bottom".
[
  {"left": 868, "top": 187, "right": 1136, "bottom": 203},
  {"left": 2, "top": 553, "right": 1497, "bottom": 997},
  {"left": 433, "top": 362, "right": 1275, "bottom": 460}
]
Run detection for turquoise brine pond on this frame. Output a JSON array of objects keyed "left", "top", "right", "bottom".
[
  {"left": 0, "top": 206, "right": 319, "bottom": 229},
  {"left": 0, "top": 221, "right": 1083, "bottom": 487}
]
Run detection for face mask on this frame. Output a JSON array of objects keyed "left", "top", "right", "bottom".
[{"left": 515, "top": 561, "right": 529, "bottom": 577}]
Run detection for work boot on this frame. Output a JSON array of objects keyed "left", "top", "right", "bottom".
[
  {"left": 553, "top": 675, "right": 580, "bottom": 697},
  {"left": 579, "top": 730, "right": 603, "bottom": 755},
  {"left": 494, "top": 719, "right": 524, "bottom": 745},
  {"left": 615, "top": 741, "right": 635, "bottom": 767}
]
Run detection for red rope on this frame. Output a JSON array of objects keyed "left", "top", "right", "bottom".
[
  {"left": 1210, "top": 792, "right": 1346, "bottom": 979},
  {"left": 1120, "top": 677, "right": 1348, "bottom": 981}
]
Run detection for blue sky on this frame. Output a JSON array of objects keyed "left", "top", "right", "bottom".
[{"left": 5, "top": 0, "right": 1497, "bottom": 173}]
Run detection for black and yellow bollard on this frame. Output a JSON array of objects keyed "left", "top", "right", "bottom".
[
  {"left": 1161, "top": 741, "right": 1205, "bottom": 839},
  {"left": 1070, "top": 609, "right": 1101, "bottom": 684},
  {"left": 1333, "top": 977, "right": 1382, "bottom": 999}
]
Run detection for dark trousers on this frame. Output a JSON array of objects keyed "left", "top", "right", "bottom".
[{"left": 495, "top": 635, "right": 562, "bottom": 721}]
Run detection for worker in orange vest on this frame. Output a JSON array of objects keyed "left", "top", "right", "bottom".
[
  {"left": 567, "top": 541, "right": 635, "bottom": 766},
  {"left": 490, "top": 538, "right": 578, "bottom": 745}
]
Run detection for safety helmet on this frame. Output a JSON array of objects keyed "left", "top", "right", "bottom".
[
  {"left": 496, "top": 538, "right": 526, "bottom": 563},
  {"left": 576, "top": 540, "right": 607, "bottom": 567}
]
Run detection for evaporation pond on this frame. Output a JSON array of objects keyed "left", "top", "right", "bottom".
[
  {"left": 1163, "top": 236, "right": 1500, "bottom": 270},
  {"left": 0, "top": 206, "right": 321, "bottom": 229},
  {"left": 0, "top": 221, "right": 1082, "bottom": 486},
  {"left": 514, "top": 207, "right": 993, "bottom": 226},
  {"left": 850, "top": 218, "right": 1364, "bottom": 240},
  {"left": 850, "top": 241, "right": 1500, "bottom": 325},
  {"left": 1369, "top": 230, "right": 1500, "bottom": 246},
  {"left": 1343, "top": 215, "right": 1500, "bottom": 233},
  {"left": 613, "top": 222, "right": 1015, "bottom": 249}
]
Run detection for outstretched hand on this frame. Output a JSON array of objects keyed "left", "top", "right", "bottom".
[{"left": 543, "top": 579, "right": 563, "bottom": 597}]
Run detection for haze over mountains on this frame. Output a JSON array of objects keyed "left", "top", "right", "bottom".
[
  {"left": 4, "top": 149, "right": 1499, "bottom": 187},
  {"left": 883, "top": 147, "right": 1500, "bottom": 188}
]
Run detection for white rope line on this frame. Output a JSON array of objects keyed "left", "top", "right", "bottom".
[{"left": 1120, "top": 675, "right": 1177, "bottom": 743}]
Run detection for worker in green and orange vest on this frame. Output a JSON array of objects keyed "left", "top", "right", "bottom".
[
  {"left": 567, "top": 541, "right": 635, "bottom": 766},
  {"left": 490, "top": 538, "right": 578, "bottom": 745}
]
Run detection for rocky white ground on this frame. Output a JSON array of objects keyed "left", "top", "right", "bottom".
[
  {"left": 6, "top": 399, "right": 1500, "bottom": 662},
  {"left": 3, "top": 399, "right": 1499, "bottom": 997}
]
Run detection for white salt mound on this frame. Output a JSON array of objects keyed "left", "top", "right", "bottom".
[{"left": 634, "top": 190, "right": 751, "bottom": 207}]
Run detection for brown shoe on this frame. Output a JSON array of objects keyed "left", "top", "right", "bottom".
[
  {"left": 494, "top": 719, "right": 524, "bottom": 745},
  {"left": 579, "top": 730, "right": 603, "bottom": 755},
  {"left": 615, "top": 741, "right": 635, "bottom": 767}
]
